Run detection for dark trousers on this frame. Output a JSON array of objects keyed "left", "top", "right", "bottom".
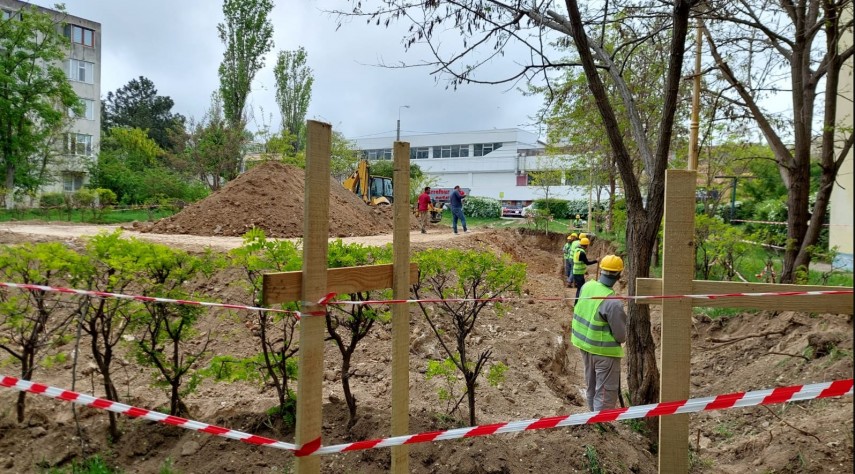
[
  {"left": 573, "top": 274, "right": 586, "bottom": 301},
  {"left": 451, "top": 207, "right": 467, "bottom": 233}
]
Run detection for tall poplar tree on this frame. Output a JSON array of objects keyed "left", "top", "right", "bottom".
[
  {"left": 217, "top": 0, "right": 275, "bottom": 129},
  {"left": 273, "top": 47, "right": 313, "bottom": 152}
]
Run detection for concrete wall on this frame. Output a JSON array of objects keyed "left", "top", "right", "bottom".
[{"left": 830, "top": 3, "right": 853, "bottom": 270}]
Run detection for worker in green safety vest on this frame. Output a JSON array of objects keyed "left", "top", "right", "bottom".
[
  {"left": 571, "top": 255, "right": 627, "bottom": 411},
  {"left": 572, "top": 237, "right": 597, "bottom": 301},
  {"left": 562, "top": 233, "right": 578, "bottom": 287}
]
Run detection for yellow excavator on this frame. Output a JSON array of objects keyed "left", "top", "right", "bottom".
[{"left": 342, "top": 159, "right": 394, "bottom": 206}]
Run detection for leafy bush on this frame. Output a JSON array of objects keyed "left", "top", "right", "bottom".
[
  {"left": 463, "top": 195, "right": 501, "bottom": 218},
  {"left": 39, "top": 192, "right": 65, "bottom": 208},
  {"left": 533, "top": 198, "right": 568, "bottom": 218}
]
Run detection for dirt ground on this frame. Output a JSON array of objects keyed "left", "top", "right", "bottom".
[{"left": 0, "top": 220, "right": 851, "bottom": 472}]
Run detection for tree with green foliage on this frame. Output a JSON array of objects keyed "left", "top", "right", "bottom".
[
  {"left": 169, "top": 93, "right": 245, "bottom": 192},
  {"left": 90, "top": 127, "right": 208, "bottom": 204},
  {"left": 412, "top": 248, "right": 525, "bottom": 425},
  {"left": 325, "top": 240, "right": 393, "bottom": 428},
  {"left": 0, "top": 4, "right": 80, "bottom": 205},
  {"left": 73, "top": 231, "right": 148, "bottom": 439},
  {"left": 217, "top": 0, "right": 275, "bottom": 129},
  {"left": 101, "top": 76, "right": 186, "bottom": 150},
  {"left": 0, "top": 242, "right": 86, "bottom": 422},
  {"left": 228, "top": 228, "right": 302, "bottom": 427},
  {"left": 336, "top": 0, "right": 698, "bottom": 408},
  {"left": 702, "top": 0, "right": 853, "bottom": 282},
  {"left": 133, "top": 243, "right": 217, "bottom": 416},
  {"left": 274, "top": 47, "right": 313, "bottom": 152}
]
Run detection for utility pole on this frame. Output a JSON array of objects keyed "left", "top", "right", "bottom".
[{"left": 397, "top": 105, "right": 410, "bottom": 141}]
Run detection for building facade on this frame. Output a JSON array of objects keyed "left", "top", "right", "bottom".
[
  {"left": 352, "top": 128, "right": 591, "bottom": 207},
  {"left": 830, "top": 4, "right": 853, "bottom": 271},
  {"left": 0, "top": 0, "right": 101, "bottom": 197}
]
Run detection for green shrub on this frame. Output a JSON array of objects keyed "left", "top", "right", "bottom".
[
  {"left": 533, "top": 198, "right": 568, "bottom": 218},
  {"left": 463, "top": 195, "right": 501, "bottom": 218},
  {"left": 39, "top": 192, "right": 65, "bottom": 208}
]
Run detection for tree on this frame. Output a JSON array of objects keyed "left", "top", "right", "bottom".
[
  {"left": 325, "top": 240, "right": 392, "bottom": 428},
  {"left": 0, "top": 4, "right": 80, "bottom": 205},
  {"left": 274, "top": 47, "right": 313, "bottom": 151},
  {"left": 228, "top": 228, "right": 302, "bottom": 428},
  {"left": 0, "top": 243, "right": 86, "bottom": 422},
  {"left": 134, "top": 243, "right": 216, "bottom": 416},
  {"left": 170, "top": 93, "right": 245, "bottom": 191},
  {"left": 101, "top": 77, "right": 186, "bottom": 150},
  {"left": 412, "top": 248, "right": 525, "bottom": 425},
  {"left": 701, "top": 0, "right": 854, "bottom": 282},
  {"left": 217, "top": 0, "right": 275, "bottom": 129},
  {"left": 336, "top": 0, "right": 698, "bottom": 407},
  {"left": 76, "top": 231, "right": 148, "bottom": 440}
]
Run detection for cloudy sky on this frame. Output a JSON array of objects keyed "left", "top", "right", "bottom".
[{"left": 32, "top": 0, "right": 548, "bottom": 141}]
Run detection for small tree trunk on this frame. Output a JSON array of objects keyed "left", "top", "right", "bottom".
[
  {"left": 466, "top": 376, "right": 477, "bottom": 426},
  {"left": 780, "top": 162, "right": 811, "bottom": 283},
  {"left": 342, "top": 350, "right": 357, "bottom": 428}
]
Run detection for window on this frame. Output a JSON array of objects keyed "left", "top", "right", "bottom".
[
  {"left": 432, "top": 144, "right": 469, "bottom": 158},
  {"left": 65, "top": 24, "right": 95, "bottom": 47},
  {"left": 67, "top": 133, "right": 93, "bottom": 155},
  {"left": 69, "top": 99, "right": 95, "bottom": 120},
  {"left": 62, "top": 172, "right": 84, "bottom": 192},
  {"left": 67, "top": 59, "right": 94, "bottom": 84},
  {"left": 410, "top": 147, "right": 429, "bottom": 160},
  {"left": 474, "top": 142, "right": 502, "bottom": 156},
  {"left": 2, "top": 9, "right": 21, "bottom": 20},
  {"left": 361, "top": 148, "right": 392, "bottom": 160}
]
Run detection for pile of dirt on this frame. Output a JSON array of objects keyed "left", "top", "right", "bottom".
[{"left": 144, "top": 162, "right": 398, "bottom": 238}]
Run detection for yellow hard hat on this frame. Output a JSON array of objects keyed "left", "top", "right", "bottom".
[
  {"left": 579, "top": 233, "right": 588, "bottom": 240},
  {"left": 569, "top": 232, "right": 578, "bottom": 239},
  {"left": 576, "top": 214, "right": 581, "bottom": 219},
  {"left": 600, "top": 255, "right": 624, "bottom": 272},
  {"left": 580, "top": 237, "right": 590, "bottom": 246}
]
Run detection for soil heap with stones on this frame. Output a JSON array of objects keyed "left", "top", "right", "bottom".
[{"left": 145, "top": 162, "right": 399, "bottom": 238}]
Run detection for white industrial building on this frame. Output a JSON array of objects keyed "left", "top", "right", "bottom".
[{"left": 352, "top": 128, "right": 590, "bottom": 206}]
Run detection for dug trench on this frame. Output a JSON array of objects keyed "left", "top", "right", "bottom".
[{"left": 0, "top": 227, "right": 851, "bottom": 473}]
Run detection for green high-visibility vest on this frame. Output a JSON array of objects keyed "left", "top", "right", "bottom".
[
  {"left": 571, "top": 281, "right": 623, "bottom": 357},
  {"left": 569, "top": 240, "right": 580, "bottom": 259},
  {"left": 572, "top": 246, "right": 587, "bottom": 275},
  {"left": 563, "top": 242, "right": 573, "bottom": 260}
]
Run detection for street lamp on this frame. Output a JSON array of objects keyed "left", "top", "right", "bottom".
[{"left": 396, "top": 105, "right": 410, "bottom": 141}]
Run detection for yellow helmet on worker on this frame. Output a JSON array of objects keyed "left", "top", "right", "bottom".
[
  {"left": 579, "top": 237, "right": 590, "bottom": 246},
  {"left": 567, "top": 232, "right": 578, "bottom": 240},
  {"left": 600, "top": 255, "right": 624, "bottom": 273},
  {"left": 576, "top": 214, "right": 581, "bottom": 219},
  {"left": 579, "top": 233, "right": 587, "bottom": 240}
]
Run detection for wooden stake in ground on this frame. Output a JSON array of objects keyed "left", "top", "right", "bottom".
[
  {"left": 391, "top": 141, "right": 411, "bottom": 473},
  {"left": 294, "top": 120, "right": 331, "bottom": 473}
]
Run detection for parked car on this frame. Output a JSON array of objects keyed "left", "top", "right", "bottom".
[{"left": 501, "top": 206, "right": 524, "bottom": 218}]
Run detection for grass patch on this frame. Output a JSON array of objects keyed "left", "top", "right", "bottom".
[
  {"left": 693, "top": 306, "right": 754, "bottom": 320},
  {"left": 0, "top": 208, "right": 176, "bottom": 224}
]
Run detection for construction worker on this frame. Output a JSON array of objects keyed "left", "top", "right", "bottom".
[
  {"left": 571, "top": 255, "right": 626, "bottom": 411},
  {"left": 566, "top": 232, "right": 587, "bottom": 288},
  {"left": 572, "top": 237, "right": 598, "bottom": 301},
  {"left": 563, "top": 233, "right": 578, "bottom": 287},
  {"left": 573, "top": 214, "right": 584, "bottom": 229}
]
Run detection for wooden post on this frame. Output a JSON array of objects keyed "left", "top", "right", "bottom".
[
  {"left": 658, "top": 170, "right": 696, "bottom": 473},
  {"left": 391, "top": 142, "right": 411, "bottom": 473},
  {"left": 294, "top": 120, "right": 331, "bottom": 474}
]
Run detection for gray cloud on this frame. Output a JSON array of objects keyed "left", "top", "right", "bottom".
[{"left": 40, "top": 0, "right": 545, "bottom": 139}]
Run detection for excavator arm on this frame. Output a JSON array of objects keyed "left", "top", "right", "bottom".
[{"left": 342, "top": 160, "right": 392, "bottom": 206}]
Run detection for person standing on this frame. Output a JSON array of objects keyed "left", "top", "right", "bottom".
[
  {"left": 563, "top": 233, "right": 578, "bottom": 287},
  {"left": 449, "top": 185, "right": 468, "bottom": 234},
  {"left": 572, "top": 237, "right": 598, "bottom": 301},
  {"left": 417, "top": 186, "right": 432, "bottom": 234},
  {"left": 571, "top": 255, "right": 627, "bottom": 411}
]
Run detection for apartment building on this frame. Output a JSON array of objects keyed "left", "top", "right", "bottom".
[
  {"left": 352, "top": 128, "right": 591, "bottom": 206},
  {"left": 0, "top": 0, "right": 101, "bottom": 196}
]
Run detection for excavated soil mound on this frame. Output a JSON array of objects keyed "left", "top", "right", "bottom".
[{"left": 145, "top": 162, "right": 397, "bottom": 238}]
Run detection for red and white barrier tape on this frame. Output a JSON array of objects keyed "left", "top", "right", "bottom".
[
  {"left": 0, "top": 375, "right": 296, "bottom": 451},
  {"left": 326, "top": 289, "right": 854, "bottom": 307},
  {"left": 1, "top": 281, "right": 851, "bottom": 318},
  {"left": 0, "top": 281, "right": 302, "bottom": 318},
  {"left": 2, "top": 374, "right": 850, "bottom": 456}
]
